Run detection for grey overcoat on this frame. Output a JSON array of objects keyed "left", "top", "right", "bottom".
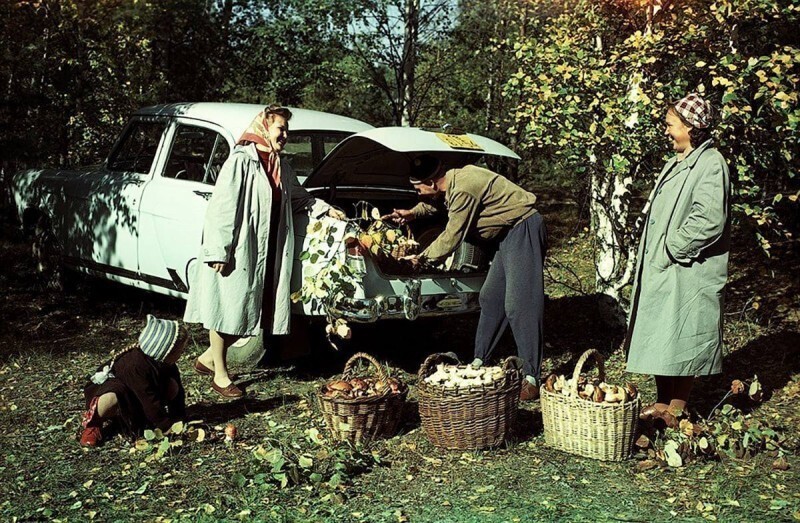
[
  {"left": 625, "top": 140, "right": 731, "bottom": 376},
  {"left": 183, "top": 144, "right": 330, "bottom": 336}
]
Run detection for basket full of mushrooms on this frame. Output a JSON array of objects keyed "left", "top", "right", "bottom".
[
  {"left": 417, "top": 352, "right": 523, "bottom": 450},
  {"left": 317, "top": 352, "right": 408, "bottom": 444},
  {"left": 540, "top": 349, "right": 641, "bottom": 461}
]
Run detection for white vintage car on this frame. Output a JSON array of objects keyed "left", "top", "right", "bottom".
[{"left": 11, "top": 103, "right": 520, "bottom": 324}]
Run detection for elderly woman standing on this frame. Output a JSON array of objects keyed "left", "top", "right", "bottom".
[
  {"left": 625, "top": 93, "right": 731, "bottom": 426},
  {"left": 184, "top": 105, "right": 344, "bottom": 398}
]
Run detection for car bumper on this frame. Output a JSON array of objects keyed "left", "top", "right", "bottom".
[{"left": 329, "top": 288, "right": 481, "bottom": 322}]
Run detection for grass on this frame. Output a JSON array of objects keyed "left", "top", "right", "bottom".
[{"left": 0, "top": 200, "right": 798, "bottom": 522}]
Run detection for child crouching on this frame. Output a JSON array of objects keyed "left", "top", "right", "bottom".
[{"left": 80, "top": 315, "right": 189, "bottom": 447}]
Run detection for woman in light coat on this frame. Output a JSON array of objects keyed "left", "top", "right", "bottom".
[
  {"left": 625, "top": 93, "right": 731, "bottom": 427},
  {"left": 184, "top": 105, "right": 344, "bottom": 398}
]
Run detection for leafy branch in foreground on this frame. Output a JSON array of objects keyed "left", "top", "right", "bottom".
[
  {"left": 635, "top": 376, "right": 793, "bottom": 469},
  {"left": 248, "top": 424, "right": 382, "bottom": 491}
]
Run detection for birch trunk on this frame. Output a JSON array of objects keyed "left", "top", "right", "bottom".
[{"left": 401, "top": 0, "right": 419, "bottom": 126}]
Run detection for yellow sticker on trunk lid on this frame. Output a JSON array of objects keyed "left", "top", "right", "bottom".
[{"left": 435, "top": 133, "right": 484, "bottom": 151}]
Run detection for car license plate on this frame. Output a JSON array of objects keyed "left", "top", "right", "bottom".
[{"left": 435, "top": 133, "right": 483, "bottom": 151}]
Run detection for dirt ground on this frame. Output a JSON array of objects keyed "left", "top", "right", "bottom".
[{"left": 0, "top": 196, "right": 798, "bottom": 522}]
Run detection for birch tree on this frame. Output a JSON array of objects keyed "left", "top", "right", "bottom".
[
  {"left": 347, "top": 0, "right": 452, "bottom": 125},
  {"left": 504, "top": 0, "right": 799, "bottom": 317}
]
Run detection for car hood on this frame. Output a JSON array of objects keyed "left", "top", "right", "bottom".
[{"left": 303, "top": 127, "right": 520, "bottom": 189}]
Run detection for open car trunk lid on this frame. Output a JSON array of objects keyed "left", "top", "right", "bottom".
[{"left": 303, "top": 127, "right": 520, "bottom": 189}]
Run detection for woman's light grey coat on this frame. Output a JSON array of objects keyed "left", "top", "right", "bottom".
[
  {"left": 625, "top": 140, "right": 731, "bottom": 376},
  {"left": 184, "top": 144, "right": 330, "bottom": 336}
]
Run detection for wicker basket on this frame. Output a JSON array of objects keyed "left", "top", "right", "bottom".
[
  {"left": 540, "top": 349, "right": 640, "bottom": 461},
  {"left": 317, "top": 352, "right": 408, "bottom": 444},
  {"left": 417, "top": 353, "right": 523, "bottom": 450}
]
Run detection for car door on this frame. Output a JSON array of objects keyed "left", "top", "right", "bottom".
[
  {"left": 137, "top": 119, "right": 232, "bottom": 296},
  {"left": 82, "top": 118, "right": 168, "bottom": 276}
]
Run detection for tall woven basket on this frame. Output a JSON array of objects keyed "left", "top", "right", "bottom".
[
  {"left": 540, "top": 349, "right": 640, "bottom": 461},
  {"left": 317, "top": 353, "right": 408, "bottom": 444},
  {"left": 417, "top": 353, "right": 523, "bottom": 450}
]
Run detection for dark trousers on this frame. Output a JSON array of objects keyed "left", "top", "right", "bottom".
[{"left": 474, "top": 213, "right": 547, "bottom": 379}]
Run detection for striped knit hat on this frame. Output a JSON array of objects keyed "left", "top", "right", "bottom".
[
  {"left": 139, "top": 315, "right": 182, "bottom": 362},
  {"left": 673, "top": 93, "right": 712, "bottom": 129}
]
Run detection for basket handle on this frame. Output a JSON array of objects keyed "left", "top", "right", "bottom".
[
  {"left": 502, "top": 356, "right": 524, "bottom": 372},
  {"left": 403, "top": 223, "right": 414, "bottom": 242},
  {"left": 418, "top": 352, "right": 460, "bottom": 381},
  {"left": 343, "top": 352, "right": 388, "bottom": 382},
  {"left": 571, "top": 349, "right": 605, "bottom": 395}
]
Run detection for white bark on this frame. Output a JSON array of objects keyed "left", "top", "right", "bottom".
[{"left": 401, "top": 0, "right": 419, "bottom": 126}]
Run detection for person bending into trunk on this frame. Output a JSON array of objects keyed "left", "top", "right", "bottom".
[
  {"left": 80, "top": 315, "right": 188, "bottom": 447},
  {"left": 383, "top": 155, "right": 547, "bottom": 401}
]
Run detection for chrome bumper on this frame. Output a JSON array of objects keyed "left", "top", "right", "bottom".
[{"left": 328, "top": 279, "right": 481, "bottom": 323}]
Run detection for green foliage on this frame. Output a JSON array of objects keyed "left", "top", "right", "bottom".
[
  {"left": 505, "top": 0, "right": 799, "bottom": 261},
  {"left": 249, "top": 424, "right": 381, "bottom": 490},
  {"left": 639, "top": 377, "right": 791, "bottom": 468},
  {"left": 133, "top": 420, "right": 207, "bottom": 462}
]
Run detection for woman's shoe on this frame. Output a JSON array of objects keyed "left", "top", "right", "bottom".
[
  {"left": 211, "top": 380, "right": 244, "bottom": 398},
  {"left": 80, "top": 426, "right": 103, "bottom": 447},
  {"left": 519, "top": 381, "right": 540, "bottom": 401},
  {"left": 194, "top": 358, "right": 213, "bottom": 376}
]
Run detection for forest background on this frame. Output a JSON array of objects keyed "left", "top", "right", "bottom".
[{"left": 1, "top": 0, "right": 798, "bottom": 301}]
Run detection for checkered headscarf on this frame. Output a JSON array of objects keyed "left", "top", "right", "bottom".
[{"left": 673, "top": 93, "right": 712, "bottom": 129}]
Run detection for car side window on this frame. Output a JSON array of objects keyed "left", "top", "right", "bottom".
[
  {"left": 107, "top": 121, "right": 167, "bottom": 174},
  {"left": 163, "top": 125, "right": 229, "bottom": 185}
]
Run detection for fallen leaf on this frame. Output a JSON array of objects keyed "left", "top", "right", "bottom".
[
  {"left": 636, "top": 459, "right": 658, "bottom": 472},
  {"left": 772, "top": 456, "right": 790, "bottom": 471}
]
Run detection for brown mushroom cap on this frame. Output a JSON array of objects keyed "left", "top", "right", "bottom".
[
  {"left": 349, "top": 378, "right": 369, "bottom": 391},
  {"left": 544, "top": 374, "right": 557, "bottom": 393},
  {"left": 327, "top": 380, "right": 353, "bottom": 392},
  {"left": 624, "top": 382, "right": 638, "bottom": 400},
  {"left": 592, "top": 386, "right": 605, "bottom": 403}
]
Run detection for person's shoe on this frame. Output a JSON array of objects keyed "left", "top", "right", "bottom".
[
  {"left": 211, "top": 380, "right": 244, "bottom": 398},
  {"left": 519, "top": 381, "right": 540, "bottom": 401},
  {"left": 639, "top": 403, "right": 663, "bottom": 421},
  {"left": 194, "top": 358, "right": 213, "bottom": 376},
  {"left": 80, "top": 426, "right": 103, "bottom": 447},
  {"left": 654, "top": 409, "right": 679, "bottom": 430}
]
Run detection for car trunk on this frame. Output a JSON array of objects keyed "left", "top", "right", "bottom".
[{"left": 303, "top": 127, "right": 520, "bottom": 276}]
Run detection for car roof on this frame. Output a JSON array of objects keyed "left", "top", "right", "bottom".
[{"left": 134, "top": 102, "right": 374, "bottom": 139}]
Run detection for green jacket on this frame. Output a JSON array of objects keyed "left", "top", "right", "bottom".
[
  {"left": 410, "top": 165, "right": 537, "bottom": 262},
  {"left": 625, "top": 140, "right": 731, "bottom": 376}
]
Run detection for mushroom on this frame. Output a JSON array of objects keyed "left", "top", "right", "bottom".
[
  {"left": 580, "top": 383, "right": 595, "bottom": 400},
  {"left": 604, "top": 386, "right": 626, "bottom": 403},
  {"left": 387, "top": 377, "right": 402, "bottom": 393},
  {"left": 224, "top": 423, "right": 237, "bottom": 442},
  {"left": 544, "top": 374, "right": 557, "bottom": 393},
  {"left": 624, "top": 382, "right": 638, "bottom": 400},
  {"left": 592, "top": 386, "right": 605, "bottom": 403},
  {"left": 327, "top": 380, "right": 353, "bottom": 394}
]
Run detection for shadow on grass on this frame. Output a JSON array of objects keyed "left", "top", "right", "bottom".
[
  {"left": 284, "top": 293, "right": 627, "bottom": 384},
  {"left": 691, "top": 330, "right": 800, "bottom": 417},
  {"left": 185, "top": 394, "right": 301, "bottom": 425}
]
